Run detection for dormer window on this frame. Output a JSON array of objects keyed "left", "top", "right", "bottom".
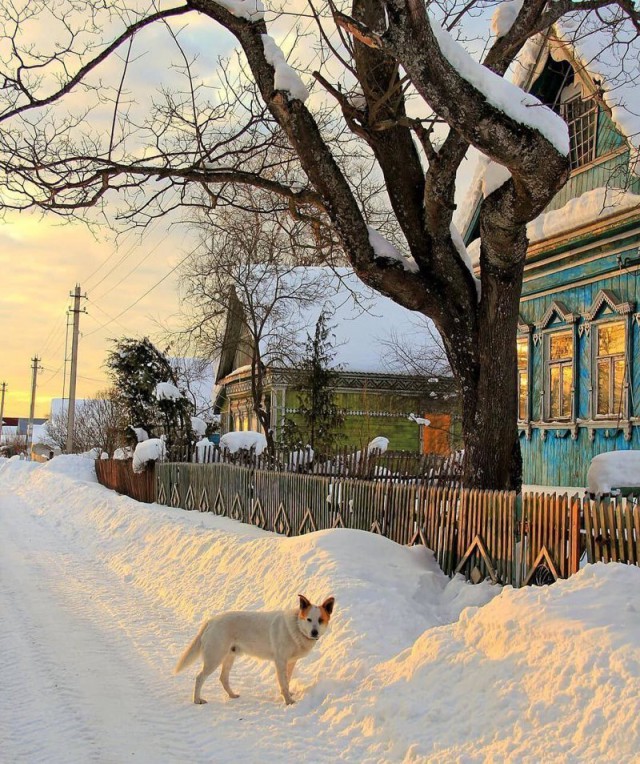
[{"left": 560, "top": 83, "right": 598, "bottom": 169}]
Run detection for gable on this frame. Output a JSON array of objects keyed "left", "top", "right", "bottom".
[{"left": 460, "top": 28, "right": 640, "bottom": 253}]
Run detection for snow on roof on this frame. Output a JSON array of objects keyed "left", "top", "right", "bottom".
[
  {"left": 253, "top": 268, "right": 446, "bottom": 375},
  {"left": 467, "top": 187, "right": 640, "bottom": 266},
  {"left": 456, "top": 14, "right": 640, "bottom": 243},
  {"left": 555, "top": 11, "right": 640, "bottom": 171}
]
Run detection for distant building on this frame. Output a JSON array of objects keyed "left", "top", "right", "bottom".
[{"left": 215, "top": 268, "right": 458, "bottom": 454}]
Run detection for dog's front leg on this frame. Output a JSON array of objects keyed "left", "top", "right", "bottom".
[
  {"left": 287, "top": 660, "right": 297, "bottom": 684},
  {"left": 275, "top": 659, "right": 294, "bottom": 705}
]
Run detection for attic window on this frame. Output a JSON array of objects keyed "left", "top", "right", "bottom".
[{"left": 560, "top": 84, "right": 598, "bottom": 169}]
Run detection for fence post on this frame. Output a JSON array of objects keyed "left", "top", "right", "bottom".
[{"left": 569, "top": 495, "right": 581, "bottom": 575}]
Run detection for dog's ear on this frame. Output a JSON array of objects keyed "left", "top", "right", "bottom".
[
  {"left": 321, "top": 596, "right": 335, "bottom": 615},
  {"left": 298, "top": 594, "right": 311, "bottom": 611}
]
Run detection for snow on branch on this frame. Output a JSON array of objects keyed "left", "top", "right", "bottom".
[
  {"left": 426, "top": 15, "right": 569, "bottom": 155},
  {"left": 450, "top": 223, "right": 481, "bottom": 300},
  {"left": 491, "top": 0, "right": 524, "bottom": 39},
  {"left": 154, "top": 382, "right": 183, "bottom": 401},
  {"left": 261, "top": 35, "right": 310, "bottom": 103},
  {"left": 367, "top": 226, "right": 419, "bottom": 274},
  {"left": 213, "top": 0, "right": 264, "bottom": 21}
]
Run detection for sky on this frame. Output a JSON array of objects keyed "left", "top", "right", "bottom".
[
  {"left": 0, "top": 2, "right": 484, "bottom": 420},
  {"left": 0, "top": 210, "right": 189, "bottom": 418}
]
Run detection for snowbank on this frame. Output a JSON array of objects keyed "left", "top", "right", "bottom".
[
  {"left": 1, "top": 456, "right": 639, "bottom": 762},
  {"left": 587, "top": 450, "right": 640, "bottom": 494}
]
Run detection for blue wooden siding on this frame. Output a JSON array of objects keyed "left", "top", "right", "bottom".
[
  {"left": 520, "top": 240, "right": 640, "bottom": 487},
  {"left": 522, "top": 427, "right": 640, "bottom": 487}
]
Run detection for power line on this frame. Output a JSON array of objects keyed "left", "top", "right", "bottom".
[{"left": 83, "top": 245, "right": 197, "bottom": 338}]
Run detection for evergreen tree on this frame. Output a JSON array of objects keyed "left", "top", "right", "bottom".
[
  {"left": 106, "top": 337, "right": 194, "bottom": 457},
  {"left": 282, "top": 310, "right": 344, "bottom": 457}
]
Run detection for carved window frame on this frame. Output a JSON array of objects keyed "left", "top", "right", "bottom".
[
  {"left": 582, "top": 289, "right": 636, "bottom": 422},
  {"left": 535, "top": 301, "right": 579, "bottom": 424}
]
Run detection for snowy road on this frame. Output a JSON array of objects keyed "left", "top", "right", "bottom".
[
  {"left": 1, "top": 489, "right": 210, "bottom": 763},
  {"left": 0, "top": 485, "right": 353, "bottom": 764},
  {"left": 2, "top": 456, "right": 640, "bottom": 764}
]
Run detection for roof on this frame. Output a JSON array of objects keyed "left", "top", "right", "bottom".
[
  {"left": 456, "top": 15, "right": 640, "bottom": 243},
  {"left": 219, "top": 268, "right": 447, "bottom": 378}
]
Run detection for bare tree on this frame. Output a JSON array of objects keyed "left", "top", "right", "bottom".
[
  {"left": 1, "top": 1, "right": 639, "bottom": 487},
  {"left": 177, "top": 195, "right": 331, "bottom": 452},
  {"left": 45, "top": 390, "right": 125, "bottom": 456}
]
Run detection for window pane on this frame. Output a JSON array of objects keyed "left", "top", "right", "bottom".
[
  {"left": 598, "top": 321, "right": 625, "bottom": 356},
  {"left": 597, "top": 359, "right": 610, "bottom": 416},
  {"left": 562, "top": 97, "right": 597, "bottom": 169},
  {"left": 550, "top": 330, "right": 573, "bottom": 361},
  {"left": 517, "top": 337, "right": 528, "bottom": 370},
  {"left": 613, "top": 358, "right": 626, "bottom": 416},
  {"left": 518, "top": 371, "right": 528, "bottom": 420},
  {"left": 561, "top": 365, "right": 573, "bottom": 418},
  {"left": 549, "top": 366, "right": 561, "bottom": 419}
]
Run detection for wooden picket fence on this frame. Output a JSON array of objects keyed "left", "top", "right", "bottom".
[
  {"left": 96, "top": 458, "right": 640, "bottom": 586},
  {"left": 95, "top": 458, "right": 155, "bottom": 503},
  {"left": 175, "top": 443, "right": 464, "bottom": 484}
]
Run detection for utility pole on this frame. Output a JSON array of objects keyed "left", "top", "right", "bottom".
[
  {"left": 27, "top": 358, "right": 41, "bottom": 457},
  {"left": 66, "top": 284, "right": 86, "bottom": 454},
  {"left": 0, "top": 381, "right": 6, "bottom": 446}
]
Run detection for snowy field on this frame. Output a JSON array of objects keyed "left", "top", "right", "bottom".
[{"left": 1, "top": 456, "right": 639, "bottom": 763}]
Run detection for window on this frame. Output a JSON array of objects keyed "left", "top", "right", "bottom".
[
  {"left": 560, "top": 92, "right": 597, "bottom": 169},
  {"left": 547, "top": 330, "right": 573, "bottom": 419},
  {"left": 595, "top": 320, "right": 626, "bottom": 417},
  {"left": 517, "top": 337, "right": 529, "bottom": 421}
]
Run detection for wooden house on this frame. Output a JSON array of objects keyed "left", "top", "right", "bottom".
[
  {"left": 461, "top": 23, "right": 640, "bottom": 486},
  {"left": 214, "top": 268, "right": 457, "bottom": 454}
]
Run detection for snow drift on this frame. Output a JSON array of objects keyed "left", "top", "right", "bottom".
[{"left": 1, "top": 456, "right": 639, "bottom": 762}]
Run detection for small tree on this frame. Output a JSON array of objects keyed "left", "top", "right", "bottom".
[
  {"left": 106, "top": 337, "right": 194, "bottom": 457},
  {"left": 45, "top": 390, "right": 126, "bottom": 456},
  {"left": 281, "top": 309, "right": 344, "bottom": 457},
  {"left": 177, "top": 196, "right": 331, "bottom": 454}
]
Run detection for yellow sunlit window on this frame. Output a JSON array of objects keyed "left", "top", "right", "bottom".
[{"left": 595, "top": 321, "right": 626, "bottom": 417}]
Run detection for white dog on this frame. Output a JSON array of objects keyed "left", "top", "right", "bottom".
[{"left": 174, "top": 594, "right": 335, "bottom": 705}]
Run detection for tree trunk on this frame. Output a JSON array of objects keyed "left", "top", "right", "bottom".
[{"left": 458, "top": 250, "right": 525, "bottom": 491}]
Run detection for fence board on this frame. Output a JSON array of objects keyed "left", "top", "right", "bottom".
[{"left": 95, "top": 459, "right": 155, "bottom": 503}]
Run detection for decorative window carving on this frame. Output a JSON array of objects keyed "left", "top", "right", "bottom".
[
  {"left": 594, "top": 320, "right": 626, "bottom": 418},
  {"left": 546, "top": 329, "right": 574, "bottom": 420}
]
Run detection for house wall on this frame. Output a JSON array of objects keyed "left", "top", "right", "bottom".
[
  {"left": 281, "top": 387, "right": 457, "bottom": 452},
  {"left": 519, "top": 221, "right": 640, "bottom": 486},
  {"left": 218, "top": 373, "right": 459, "bottom": 454}
]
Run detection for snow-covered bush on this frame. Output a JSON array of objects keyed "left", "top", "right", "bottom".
[
  {"left": 220, "top": 431, "right": 267, "bottom": 456},
  {"left": 132, "top": 438, "right": 166, "bottom": 473}
]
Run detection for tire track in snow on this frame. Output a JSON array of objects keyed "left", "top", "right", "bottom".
[{"left": 0, "top": 488, "right": 353, "bottom": 763}]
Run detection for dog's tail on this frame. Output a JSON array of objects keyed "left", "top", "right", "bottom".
[{"left": 174, "top": 621, "right": 208, "bottom": 674}]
